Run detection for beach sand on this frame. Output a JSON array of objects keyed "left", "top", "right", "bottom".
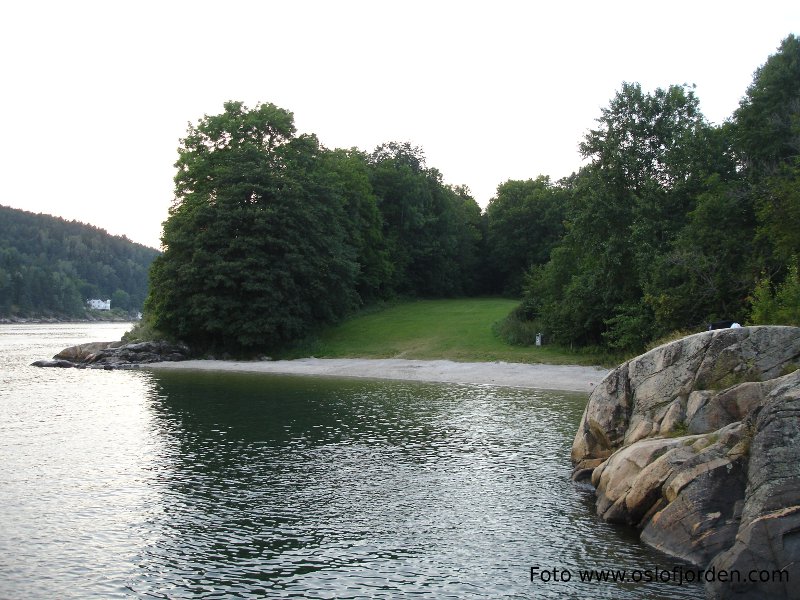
[{"left": 146, "top": 357, "right": 609, "bottom": 393}]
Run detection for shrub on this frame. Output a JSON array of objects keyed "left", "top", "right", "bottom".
[
  {"left": 492, "top": 305, "right": 542, "bottom": 346},
  {"left": 748, "top": 259, "right": 800, "bottom": 326}
]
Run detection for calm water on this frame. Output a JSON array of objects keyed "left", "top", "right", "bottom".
[{"left": 0, "top": 323, "right": 702, "bottom": 599}]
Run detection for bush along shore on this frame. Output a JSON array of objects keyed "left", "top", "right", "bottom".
[{"left": 32, "top": 340, "right": 190, "bottom": 370}]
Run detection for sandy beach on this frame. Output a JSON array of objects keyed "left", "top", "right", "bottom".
[{"left": 146, "top": 357, "right": 609, "bottom": 393}]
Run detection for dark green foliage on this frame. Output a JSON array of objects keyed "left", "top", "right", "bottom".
[
  {"left": 529, "top": 83, "right": 719, "bottom": 349},
  {"left": 148, "top": 102, "right": 359, "bottom": 352},
  {"left": 484, "top": 176, "right": 566, "bottom": 294},
  {"left": 644, "top": 176, "right": 757, "bottom": 332},
  {"left": 145, "top": 36, "right": 798, "bottom": 356},
  {"left": 0, "top": 205, "right": 158, "bottom": 317},
  {"left": 733, "top": 34, "right": 800, "bottom": 174},
  {"left": 367, "top": 142, "right": 433, "bottom": 296},
  {"left": 748, "top": 260, "right": 800, "bottom": 326},
  {"left": 321, "top": 148, "right": 392, "bottom": 303},
  {"left": 146, "top": 105, "right": 484, "bottom": 354},
  {"left": 111, "top": 289, "right": 132, "bottom": 312},
  {"left": 447, "top": 185, "right": 484, "bottom": 296},
  {"left": 366, "top": 142, "right": 482, "bottom": 297},
  {"left": 754, "top": 160, "right": 800, "bottom": 267},
  {"left": 735, "top": 35, "right": 800, "bottom": 324},
  {"left": 491, "top": 304, "right": 541, "bottom": 346},
  {"left": 502, "top": 35, "right": 800, "bottom": 353}
]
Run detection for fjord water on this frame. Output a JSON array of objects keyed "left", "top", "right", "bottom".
[{"left": 1, "top": 324, "right": 701, "bottom": 599}]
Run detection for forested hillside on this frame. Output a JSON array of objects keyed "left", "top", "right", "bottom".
[
  {"left": 0, "top": 205, "right": 159, "bottom": 318},
  {"left": 145, "top": 34, "right": 799, "bottom": 356}
]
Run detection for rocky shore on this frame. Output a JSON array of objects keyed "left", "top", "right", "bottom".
[
  {"left": 572, "top": 326, "right": 800, "bottom": 599},
  {"left": 32, "top": 340, "right": 190, "bottom": 369}
]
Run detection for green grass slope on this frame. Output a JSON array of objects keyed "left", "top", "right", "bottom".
[{"left": 290, "top": 298, "right": 604, "bottom": 365}]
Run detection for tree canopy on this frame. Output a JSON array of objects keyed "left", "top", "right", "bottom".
[
  {"left": 146, "top": 104, "right": 483, "bottom": 353},
  {"left": 483, "top": 176, "right": 566, "bottom": 295},
  {"left": 511, "top": 35, "right": 800, "bottom": 350},
  {"left": 143, "top": 34, "right": 800, "bottom": 355}
]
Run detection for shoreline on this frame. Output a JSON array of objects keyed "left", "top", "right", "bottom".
[
  {"left": 1, "top": 317, "right": 135, "bottom": 325},
  {"left": 146, "top": 357, "right": 609, "bottom": 392}
]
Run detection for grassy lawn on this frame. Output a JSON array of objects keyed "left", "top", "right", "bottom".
[{"left": 286, "top": 298, "right": 607, "bottom": 366}]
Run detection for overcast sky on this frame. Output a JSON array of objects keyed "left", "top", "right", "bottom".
[{"left": 1, "top": 1, "right": 798, "bottom": 249}]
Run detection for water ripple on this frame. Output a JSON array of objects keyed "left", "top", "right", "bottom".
[{"left": 1, "top": 325, "right": 702, "bottom": 598}]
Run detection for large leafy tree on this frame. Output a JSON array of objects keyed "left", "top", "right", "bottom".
[
  {"left": 522, "top": 83, "right": 724, "bottom": 349},
  {"left": 367, "top": 142, "right": 435, "bottom": 295},
  {"left": 729, "top": 34, "right": 800, "bottom": 326},
  {"left": 642, "top": 36, "right": 800, "bottom": 333},
  {"left": 446, "top": 184, "right": 484, "bottom": 295},
  {"left": 579, "top": 83, "right": 716, "bottom": 271},
  {"left": 644, "top": 175, "right": 756, "bottom": 330},
  {"left": 415, "top": 179, "right": 483, "bottom": 296},
  {"left": 504, "top": 36, "right": 799, "bottom": 350},
  {"left": 146, "top": 102, "right": 359, "bottom": 353},
  {"left": 733, "top": 34, "right": 800, "bottom": 175},
  {"left": 484, "top": 176, "right": 566, "bottom": 294},
  {"left": 367, "top": 142, "right": 482, "bottom": 296},
  {"left": 733, "top": 35, "right": 800, "bottom": 275},
  {"left": 319, "top": 148, "right": 392, "bottom": 302}
]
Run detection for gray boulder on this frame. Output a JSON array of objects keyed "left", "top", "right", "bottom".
[
  {"left": 571, "top": 326, "right": 800, "bottom": 599},
  {"left": 705, "top": 374, "right": 800, "bottom": 599},
  {"left": 54, "top": 341, "right": 118, "bottom": 361},
  {"left": 573, "top": 327, "right": 800, "bottom": 474},
  {"left": 30, "top": 359, "right": 79, "bottom": 368},
  {"left": 34, "top": 340, "right": 190, "bottom": 369},
  {"left": 86, "top": 340, "right": 189, "bottom": 365}
]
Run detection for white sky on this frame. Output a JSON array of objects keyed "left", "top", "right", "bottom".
[{"left": 1, "top": 1, "right": 798, "bottom": 249}]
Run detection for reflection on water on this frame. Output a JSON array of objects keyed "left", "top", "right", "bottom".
[{"left": 0, "top": 324, "right": 701, "bottom": 598}]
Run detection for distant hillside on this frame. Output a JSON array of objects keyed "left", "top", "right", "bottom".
[{"left": 0, "top": 205, "right": 160, "bottom": 318}]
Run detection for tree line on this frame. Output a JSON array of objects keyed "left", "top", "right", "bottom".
[
  {"left": 0, "top": 205, "right": 159, "bottom": 318},
  {"left": 493, "top": 34, "right": 800, "bottom": 351},
  {"left": 146, "top": 34, "right": 799, "bottom": 354}
]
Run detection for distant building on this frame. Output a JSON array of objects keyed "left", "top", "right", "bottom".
[{"left": 87, "top": 298, "right": 111, "bottom": 311}]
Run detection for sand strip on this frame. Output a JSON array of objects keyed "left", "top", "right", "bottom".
[{"left": 146, "top": 358, "right": 608, "bottom": 392}]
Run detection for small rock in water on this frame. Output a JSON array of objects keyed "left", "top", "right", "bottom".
[
  {"left": 33, "top": 339, "right": 191, "bottom": 369},
  {"left": 31, "top": 359, "right": 76, "bottom": 368}
]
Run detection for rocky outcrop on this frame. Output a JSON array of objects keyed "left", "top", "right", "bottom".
[
  {"left": 53, "top": 341, "right": 124, "bottom": 361},
  {"left": 32, "top": 340, "right": 190, "bottom": 369},
  {"left": 706, "top": 374, "right": 800, "bottom": 600},
  {"left": 572, "top": 326, "right": 800, "bottom": 600}
]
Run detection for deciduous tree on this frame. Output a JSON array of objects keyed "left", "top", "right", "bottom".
[{"left": 147, "top": 102, "right": 359, "bottom": 352}]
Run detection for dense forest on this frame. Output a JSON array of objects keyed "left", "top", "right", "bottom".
[
  {"left": 498, "top": 34, "right": 800, "bottom": 351},
  {"left": 0, "top": 205, "right": 159, "bottom": 318},
  {"left": 144, "top": 34, "right": 798, "bottom": 355}
]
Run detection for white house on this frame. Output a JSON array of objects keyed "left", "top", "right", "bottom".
[{"left": 87, "top": 298, "right": 111, "bottom": 311}]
